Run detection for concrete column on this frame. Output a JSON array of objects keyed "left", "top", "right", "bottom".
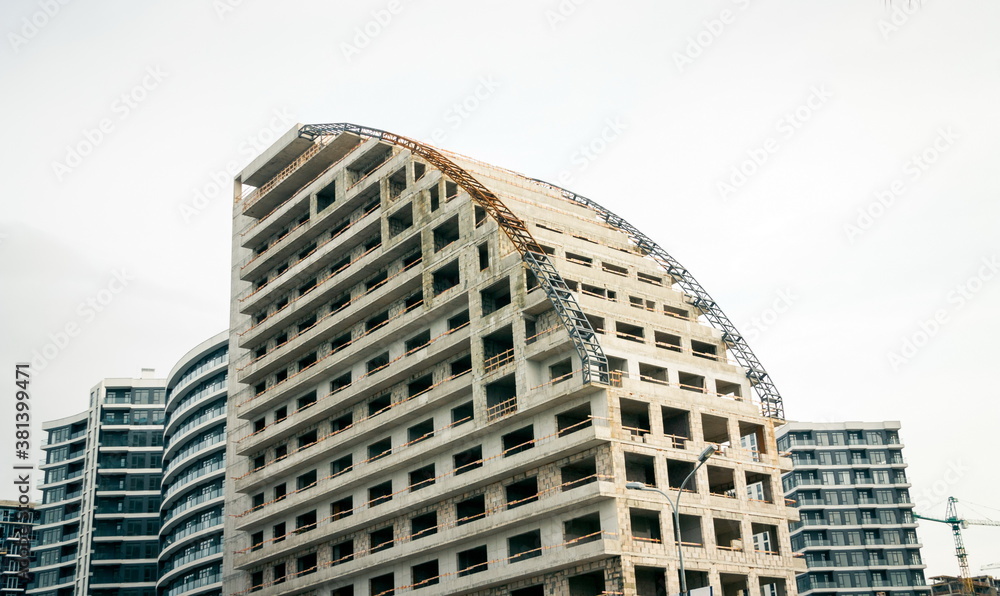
[
  {"left": 653, "top": 449, "right": 671, "bottom": 491},
  {"left": 747, "top": 570, "right": 762, "bottom": 596},
  {"left": 726, "top": 417, "right": 741, "bottom": 447},
  {"left": 649, "top": 400, "right": 665, "bottom": 436}
]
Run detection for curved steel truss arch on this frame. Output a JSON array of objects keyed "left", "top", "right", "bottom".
[
  {"left": 528, "top": 179, "right": 784, "bottom": 420},
  {"left": 289, "top": 124, "right": 782, "bottom": 418},
  {"left": 297, "top": 123, "right": 608, "bottom": 384}
]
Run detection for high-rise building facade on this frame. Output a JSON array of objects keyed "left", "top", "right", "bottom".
[
  {"left": 26, "top": 410, "right": 87, "bottom": 596},
  {"left": 158, "top": 331, "right": 229, "bottom": 596},
  {"left": 1, "top": 500, "right": 36, "bottom": 594},
  {"left": 28, "top": 375, "right": 166, "bottom": 596},
  {"left": 224, "top": 123, "right": 804, "bottom": 596},
  {"left": 777, "top": 421, "right": 929, "bottom": 596}
]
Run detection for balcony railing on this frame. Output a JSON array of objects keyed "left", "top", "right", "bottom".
[
  {"left": 163, "top": 486, "right": 224, "bottom": 523},
  {"left": 163, "top": 570, "right": 222, "bottom": 596},
  {"left": 162, "top": 515, "right": 223, "bottom": 547},
  {"left": 242, "top": 138, "right": 332, "bottom": 213}
]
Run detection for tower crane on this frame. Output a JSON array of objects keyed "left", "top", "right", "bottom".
[
  {"left": 982, "top": 562, "right": 1000, "bottom": 572},
  {"left": 914, "top": 497, "right": 1000, "bottom": 596}
]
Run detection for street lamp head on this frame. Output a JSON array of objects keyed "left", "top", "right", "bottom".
[
  {"left": 625, "top": 482, "right": 648, "bottom": 490},
  {"left": 697, "top": 444, "right": 717, "bottom": 463}
]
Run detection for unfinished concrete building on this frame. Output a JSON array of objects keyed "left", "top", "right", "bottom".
[
  {"left": 224, "top": 123, "right": 805, "bottom": 596},
  {"left": 931, "top": 576, "right": 999, "bottom": 596}
]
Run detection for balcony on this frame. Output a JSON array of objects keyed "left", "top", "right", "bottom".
[
  {"left": 233, "top": 332, "right": 472, "bottom": 477},
  {"left": 163, "top": 433, "right": 226, "bottom": 477},
  {"left": 162, "top": 458, "right": 225, "bottom": 502},
  {"left": 232, "top": 428, "right": 610, "bottom": 565},
  {"left": 234, "top": 272, "right": 462, "bottom": 421},
  {"left": 240, "top": 170, "right": 392, "bottom": 283},
  {"left": 236, "top": 206, "right": 383, "bottom": 315},
  {"left": 41, "top": 429, "right": 87, "bottom": 447},
  {"left": 163, "top": 406, "right": 225, "bottom": 454},
  {"left": 236, "top": 242, "right": 422, "bottom": 385},
  {"left": 162, "top": 514, "right": 224, "bottom": 547},
  {"left": 242, "top": 133, "right": 363, "bottom": 219},
  {"left": 162, "top": 485, "right": 224, "bottom": 525},
  {"left": 161, "top": 570, "right": 222, "bottom": 596}
]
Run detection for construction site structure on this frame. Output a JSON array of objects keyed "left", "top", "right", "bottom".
[
  {"left": 914, "top": 497, "right": 1000, "bottom": 596},
  {"left": 223, "top": 123, "right": 805, "bottom": 596},
  {"left": 930, "top": 576, "right": 998, "bottom": 596},
  {"left": 777, "top": 421, "right": 930, "bottom": 596}
]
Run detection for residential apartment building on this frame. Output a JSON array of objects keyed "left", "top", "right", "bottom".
[
  {"left": 777, "top": 421, "right": 929, "bottom": 596},
  {"left": 158, "top": 331, "right": 229, "bottom": 596},
  {"left": 28, "top": 375, "right": 166, "bottom": 596},
  {"left": 223, "top": 123, "right": 804, "bottom": 596},
  {"left": 1, "top": 501, "right": 36, "bottom": 594}
]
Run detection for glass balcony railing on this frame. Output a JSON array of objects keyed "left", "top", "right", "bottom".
[
  {"left": 164, "top": 433, "right": 226, "bottom": 475},
  {"left": 801, "top": 539, "right": 832, "bottom": 547},
  {"left": 171, "top": 352, "right": 227, "bottom": 393},
  {"left": 163, "top": 569, "right": 222, "bottom": 596},
  {"left": 165, "top": 376, "right": 227, "bottom": 425},
  {"left": 41, "top": 429, "right": 87, "bottom": 446},
  {"left": 164, "top": 407, "right": 225, "bottom": 449},
  {"left": 163, "top": 458, "right": 224, "bottom": 500},
  {"left": 162, "top": 515, "right": 223, "bottom": 546},
  {"left": 161, "top": 543, "right": 223, "bottom": 574},
  {"left": 163, "top": 486, "right": 224, "bottom": 523}
]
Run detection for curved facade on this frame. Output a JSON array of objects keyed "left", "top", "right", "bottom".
[
  {"left": 158, "top": 332, "right": 229, "bottom": 596},
  {"left": 225, "top": 125, "right": 803, "bottom": 596}
]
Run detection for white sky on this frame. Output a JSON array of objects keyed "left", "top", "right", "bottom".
[{"left": 1, "top": 0, "right": 998, "bottom": 577}]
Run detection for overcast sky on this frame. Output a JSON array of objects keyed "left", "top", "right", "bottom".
[{"left": 1, "top": 0, "right": 998, "bottom": 576}]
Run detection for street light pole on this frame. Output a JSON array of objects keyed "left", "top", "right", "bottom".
[{"left": 627, "top": 444, "right": 717, "bottom": 596}]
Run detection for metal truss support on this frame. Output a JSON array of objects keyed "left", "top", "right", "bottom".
[
  {"left": 530, "top": 181, "right": 785, "bottom": 420},
  {"left": 296, "top": 124, "right": 608, "bottom": 385}
]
